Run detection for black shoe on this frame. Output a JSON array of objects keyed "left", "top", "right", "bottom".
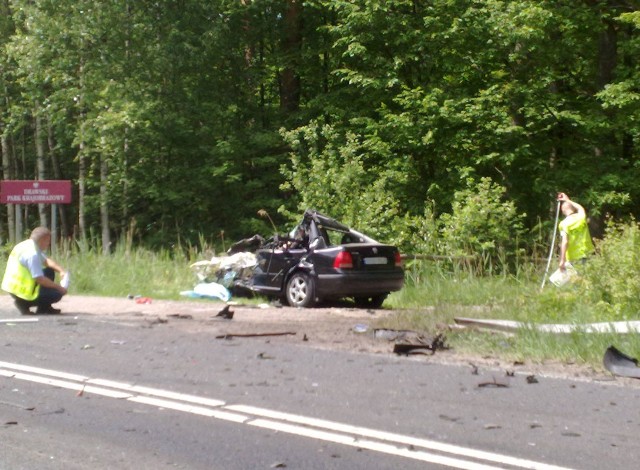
[
  {"left": 14, "top": 299, "right": 33, "bottom": 315},
  {"left": 35, "top": 305, "right": 62, "bottom": 315}
]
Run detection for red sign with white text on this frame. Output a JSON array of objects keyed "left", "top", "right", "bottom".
[{"left": 1, "top": 180, "right": 72, "bottom": 204}]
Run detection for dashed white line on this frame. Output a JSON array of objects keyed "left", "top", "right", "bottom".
[{"left": 0, "top": 361, "right": 574, "bottom": 470}]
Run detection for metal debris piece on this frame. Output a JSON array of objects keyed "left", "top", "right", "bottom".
[
  {"left": 478, "top": 378, "right": 509, "bottom": 388},
  {"left": 214, "top": 305, "right": 234, "bottom": 320},
  {"left": 603, "top": 346, "right": 640, "bottom": 379},
  {"left": 526, "top": 375, "right": 539, "bottom": 384},
  {"left": 168, "top": 313, "right": 193, "bottom": 320},
  {"left": 393, "top": 333, "right": 448, "bottom": 355},
  {"left": 374, "top": 328, "right": 422, "bottom": 342},
  {"left": 215, "top": 332, "right": 296, "bottom": 339},
  {"left": 484, "top": 423, "right": 502, "bottom": 430},
  {"left": 353, "top": 324, "right": 368, "bottom": 333}
]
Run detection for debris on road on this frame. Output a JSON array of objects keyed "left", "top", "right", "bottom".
[
  {"left": 478, "top": 378, "right": 509, "bottom": 388},
  {"left": 373, "top": 328, "right": 423, "bottom": 341},
  {"left": 392, "top": 333, "right": 448, "bottom": 356},
  {"left": 213, "top": 305, "right": 234, "bottom": 320},
  {"left": 603, "top": 346, "right": 640, "bottom": 379},
  {"left": 146, "top": 317, "right": 168, "bottom": 326},
  {"left": 215, "top": 331, "right": 296, "bottom": 339},
  {"left": 168, "top": 313, "right": 194, "bottom": 320},
  {"left": 352, "top": 323, "right": 368, "bottom": 333}
]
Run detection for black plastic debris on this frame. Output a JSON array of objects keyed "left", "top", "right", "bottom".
[
  {"left": 478, "top": 378, "right": 509, "bottom": 388},
  {"left": 215, "top": 305, "right": 234, "bottom": 320},
  {"left": 603, "top": 346, "right": 640, "bottom": 379}
]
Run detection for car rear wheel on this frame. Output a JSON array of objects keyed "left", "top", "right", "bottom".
[
  {"left": 286, "top": 272, "right": 316, "bottom": 308},
  {"left": 354, "top": 294, "right": 387, "bottom": 309}
]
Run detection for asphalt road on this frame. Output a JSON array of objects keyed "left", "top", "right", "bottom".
[{"left": 1, "top": 299, "right": 639, "bottom": 469}]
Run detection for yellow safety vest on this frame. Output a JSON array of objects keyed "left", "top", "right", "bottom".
[
  {"left": 1, "top": 239, "right": 41, "bottom": 301},
  {"left": 559, "top": 213, "right": 595, "bottom": 262}
]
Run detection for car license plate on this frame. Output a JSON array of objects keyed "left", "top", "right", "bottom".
[{"left": 364, "top": 256, "right": 388, "bottom": 265}]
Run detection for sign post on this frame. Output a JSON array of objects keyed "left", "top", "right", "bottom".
[{"left": 1, "top": 180, "right": 73, "bottom": 255}]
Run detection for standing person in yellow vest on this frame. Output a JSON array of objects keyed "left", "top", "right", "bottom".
[
  {"left": 2, "top": 227, "right": 68, "bottom": 315},
  {"left": 557, "top": 192, "right": 595, "bottom": 272}
]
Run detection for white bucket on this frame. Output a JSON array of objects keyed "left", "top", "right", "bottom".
[{"left": 549, "top": 263, "right": 577, "bottom": 287}]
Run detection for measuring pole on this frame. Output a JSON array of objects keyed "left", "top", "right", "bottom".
[{"left": 541, "top": 201, "right": 561, "bottom": 289}]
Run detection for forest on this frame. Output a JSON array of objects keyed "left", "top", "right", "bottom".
[{"left": 0, "top": 0, "right": 638, "bottom": 260}]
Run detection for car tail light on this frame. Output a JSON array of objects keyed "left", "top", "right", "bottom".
[
  {"left": 333, "top": 250, "right": 353, "bottom": 269},
  {"left": 395, "top": 251, "right": 403, "bottom": 267}
]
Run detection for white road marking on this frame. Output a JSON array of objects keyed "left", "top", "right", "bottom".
[
  {"left": 0, "top": 361, "right": 574, "bottom": 470},
  {"left": 249, "top": 419, "right": 500, "bottom": 470},
  {"left": 227, "top": 404, "right": 567, "bottom": 470}
]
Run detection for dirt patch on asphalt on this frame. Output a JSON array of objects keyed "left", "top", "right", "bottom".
[{"left": 1, "top": 294, "right": 632, "bottom": 386}]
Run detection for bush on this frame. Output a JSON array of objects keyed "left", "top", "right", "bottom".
[
  {"left": 438, "top": 177, "right": 526, "bottom": 272},
  {"left": 581, "top": 219, "right": 640, "bottom": 320}
]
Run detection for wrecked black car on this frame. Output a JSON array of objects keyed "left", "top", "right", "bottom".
[{"left": 244, "top": 210, "right": 404, "bottom": 308}]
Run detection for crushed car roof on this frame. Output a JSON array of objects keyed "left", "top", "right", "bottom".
[{"left": 303, "top": 209, "right": 350, "bottom": 232}]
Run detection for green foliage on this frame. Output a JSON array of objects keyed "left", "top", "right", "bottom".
[
  {"left": 2, "top": 0, "right": 640, "bottom": 257},
  {"left": 280, "top": 121, "right": 412, "bottom": 244},
  {"left": 438, "top": 177, "right": 526, "bottom": 268},
  {"left": 579, "top": 220, "right": 640, "bottom": 320}
]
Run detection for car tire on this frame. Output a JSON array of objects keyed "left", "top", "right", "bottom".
[
  {"left": 286, "top": 272, "right": 316, "bottom": 308},
  {"left": 354, "top": 294, "right": 387, "bottom": 309}
]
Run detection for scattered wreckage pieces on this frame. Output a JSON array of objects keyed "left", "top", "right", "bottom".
[
  {"left": 454, "top": 317, "right": 640, "bottom": 334},
  {"left": 372, "top": 328, "right": 449, "bottom": 356},
  {"left": 215, "top": 331, "right": 296, "bottom": 340},
  {"left": 603, "top": 346, "right": 640, "bottom": 379}
]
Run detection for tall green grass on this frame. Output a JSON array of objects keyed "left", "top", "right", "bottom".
[
  {"left": 3, "top": 221, "right": 640, "bottom": 371},
  {"left": 381, "top": 252, "right": 640, "bottom": 371},
  {"left": 0, "top": 239, "right": 198, "bottom": 300}
]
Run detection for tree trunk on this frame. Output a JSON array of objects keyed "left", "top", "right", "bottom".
[
  {"left": 597, "top": 18, "right": 617, "bottom": 90},
  {"left": 279, "top": 0, "right": 302, "bottom": 113},
  {"left": 34, "top": 106, "right": 48, "bottom": 227},
  {"left": 78, "top": 133, "right": 87, "bottom": 244},
  {"left": 1, "top": 121, "right": 14, "bottom": 244},
  {"left": 100, "top": 144, "right": 110, "bottom": 255},
  {"left": 47, "top": 115, "right": 70, "bottom": 237}
]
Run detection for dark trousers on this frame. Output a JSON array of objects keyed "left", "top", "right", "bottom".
[{"left": 11, "top": 268, "right": 63, "bottom": 309}]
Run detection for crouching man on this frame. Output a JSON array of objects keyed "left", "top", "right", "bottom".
[{"left": 2, "top": 227, "right": 68, "bottom": 315}]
